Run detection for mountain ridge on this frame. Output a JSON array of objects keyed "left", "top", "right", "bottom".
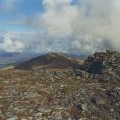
[{"left": 15, "top": 53, "right": 84, "bottom": 70}]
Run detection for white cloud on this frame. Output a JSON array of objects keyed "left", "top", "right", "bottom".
[
  {"left": 1, "top": 0, "right": 120, "bottom": 54},
  {"left": 27, "top": 0, "right": 120, "bottom": 54},
  {"left": 0, "top": 33, "right": 24, "bottom": 52},
  {"left": 75, "top": 0, "right": 120, "bottom": 51},
  {"left": 42, "top": 0, "right": 120, "bottom": 52},
  {"left": 42, "top": 0, "right": 72, "bottom": 6},
  {"left": 31, "top": 0, "right": 78, "bottom": 38}
]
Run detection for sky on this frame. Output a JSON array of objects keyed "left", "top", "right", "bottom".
[{"left": 0, "top": 0, "right": 120, "bottom": 54}]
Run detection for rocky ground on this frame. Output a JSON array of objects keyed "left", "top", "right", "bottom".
[{"left": 0, "top": 50, "right": 119, "bottom": 120}]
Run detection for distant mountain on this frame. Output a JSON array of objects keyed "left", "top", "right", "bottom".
[
  {"left": 0, "top": 52, "right": 40, "bottom": 69},
  {"left": 15, "top": 53, "right": 84, "bottom": 70},
  {"left": 0, "top": 52, "right": 19, "bottom": 57}
]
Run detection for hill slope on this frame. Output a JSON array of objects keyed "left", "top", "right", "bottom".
[
  {"left": 0, "top": 50, "right": 120, "bottom": 120},
  {"left": 15, "top": 53, "right": 83, "bottom": 70}
]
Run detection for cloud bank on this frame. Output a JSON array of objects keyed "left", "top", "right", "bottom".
[
  {"left": 0, "top": 0, "right": 120, "bottom": 54},
  {"left": 0, "top": 33, "right": 24, "bottom": 52}
]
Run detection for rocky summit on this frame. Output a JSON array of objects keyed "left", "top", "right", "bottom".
[{"left": 0, "top": 50, "right": 120, "bottom": 120}]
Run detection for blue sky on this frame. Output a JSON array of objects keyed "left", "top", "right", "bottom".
[
  {"left": 0, "top": 0, "right": 77, "bottom": 32},
  {"left": 0, "top": 0, "right": 44, "bottom": 32},
  {"left": 0, "top": 0, "right": 119, "bottom": 53},
  {"left": 0, "top": 0, "right": 44, "bottom": 17}
]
